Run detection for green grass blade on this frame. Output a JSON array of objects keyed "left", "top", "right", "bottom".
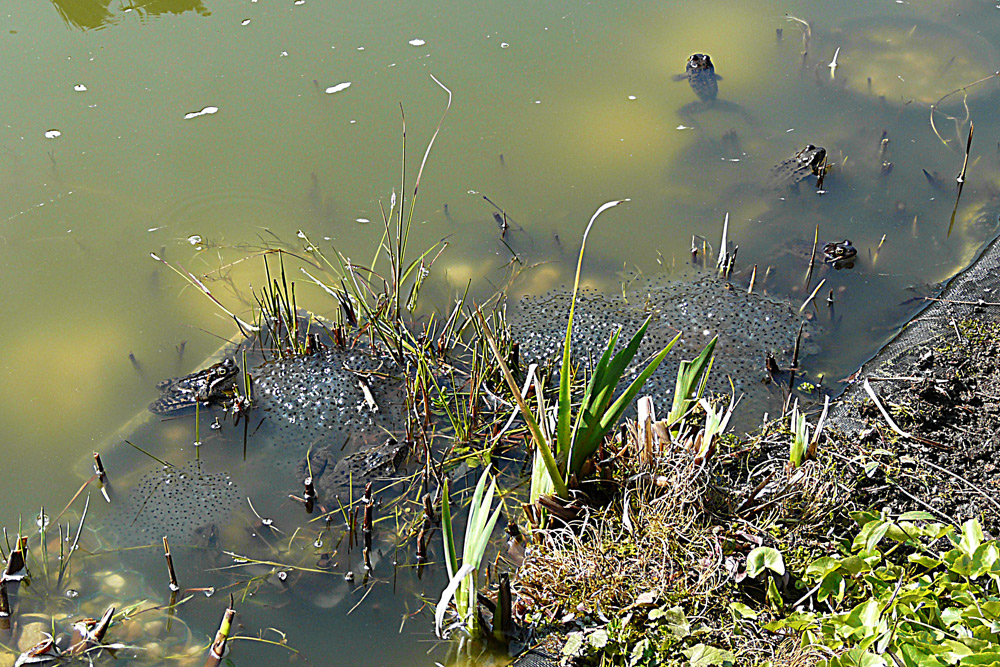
[
  {"left": 441, "top": 480, "right": 458, "bottom": 579},
  {"left": 558, "top": 199, "right": 630, "bottom": 463},
  {"left": 477, "top": 310, "right": 568, "bottom": 498},
  {"left": 668, "top": 336, "right": 718, "bottom": 425}
]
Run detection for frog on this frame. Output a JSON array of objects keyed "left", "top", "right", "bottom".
[
  {"left": 298, "top": 437, "right": 411, "bottom": 502},
  {"left": 670, "top": 54, "right": 754, "bottom": 125},
  {"left": 672, "top": 53, "right": 721, "bottom": 103},
  {"left": 767, "top": 144, "right": 827, "bottom": 190},
  {"left": 822, "top": 240, "right": 857, "bottom": 268},
  {"left": 148, "top": 357, "right": 240, "bottom": 415}
]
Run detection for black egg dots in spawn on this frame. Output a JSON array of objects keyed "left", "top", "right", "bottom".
[
  {"left": 105, "top": 462, "right": 241, "bottom": 548},
  {"left": 510, "top": 273, "right": 818, "bottom": 420},
  {"left": 250, "top": 347, "right": 407, "bottom": 457}
]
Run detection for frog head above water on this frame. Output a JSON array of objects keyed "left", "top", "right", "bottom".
[
  {"left": 823, "top": 240, "right": 857, "bottom": 268},
  {"left": 685, "top": 53, "right": 715, "bottom": 75},
  {"left": 795, "top": 145, "right": 827, "bottom": 175}
]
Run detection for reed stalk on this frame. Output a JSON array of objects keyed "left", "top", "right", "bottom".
[{"left": 204, "top": 595, "right": 236, "bottom": 667}]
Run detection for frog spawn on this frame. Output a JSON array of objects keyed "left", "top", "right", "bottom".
[
  {"left": 103, "top": 462, "right": 240, "bottom": 548},
  {"left": 250, "top": 347, "right": 407, "bottom": 471},
  {"left": 510, "top": 274, "right": 816, "bottom": 422}
]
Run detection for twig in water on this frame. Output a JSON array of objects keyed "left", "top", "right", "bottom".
[
  {"left": 716, "top": 212, "right": 730, "bottom": 272},
  {"left": 93, "top": 452, "right": 112, "bottom": 503},
  {"left": 804, "top": 224, "right": 819, "bottom": 289},
  {"left": 164, "top": 537, "right": 180, "bottom": 592},
  {"left": 799, "top": 278, "right": 826, "bottom": 313},
  {"left": 204, "top": 595, "right": 236, "bottom": 667},
  {"left": 930, "top": 73, "right": 997, "bottom": 147},
  {"left": 828, "top": 47, "right": 841, "bottom": 79},
  {"left": 948, "top": 122, "right": 975, "bottom": 237}
]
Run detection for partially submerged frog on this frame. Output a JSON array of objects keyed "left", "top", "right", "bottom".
[
  {"left": 672, "top": 53, "right": 721, "bottom": 102},
  {"left": 299, "top": 437, "right": 411, "bottom": 501},
  {"left": 767, "top": 144, "right": 827, "bottom": 189},
  {"left": 149, "top": 358, "right": 240, "bottom": 415},
  {"left": 823, "top": 240, "right": 857, "bottom": 268},
  {"left": 768, "top": 238, "right": 856, "bottom": 272}
]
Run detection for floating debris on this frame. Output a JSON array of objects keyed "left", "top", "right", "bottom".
[
  {"left": 43, "top": 130, "right": 61, "bottom": 139},
  {"left": 183, "top": 106, "right": 218, "bottom": 120},
  {"left": 408, "top": 38, "right": 426, "bottom": 46},
  {"left": 324, "top": 82, "right": 352, "bottom": 94}
]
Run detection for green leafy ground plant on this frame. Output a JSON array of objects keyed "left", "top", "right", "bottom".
[{"left": 769, "top": 512, "right": 1000, "bottom": 667}]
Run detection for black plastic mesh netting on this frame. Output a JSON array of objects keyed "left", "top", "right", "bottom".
[
  {"left": 830, "top": 234, "right": 1000, "bottom": 431},
  {"left": 512, "top": 649, "right": 561, "bottom": 667}
]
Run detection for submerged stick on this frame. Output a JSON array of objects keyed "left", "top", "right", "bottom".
[
  {"left": 948, "top": 122, "right": 975, "bottom": 238},
  {"left": 163, "top": 537, "right": 180, "bottom": 592},
  {"left": 204, "top": 595, "right": 236, "bottom": 667},
  {"left": 93, "top": 452, "right": 112, "bottom": 503},
  {"left": 804, "top": 224, "right": 819, "bottom": 289},
  {"left": 362, "top": 482, "right": 374, "bottom": 571}
]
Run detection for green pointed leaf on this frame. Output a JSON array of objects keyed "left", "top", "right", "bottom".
[{"left": 440, "top": 480, "right": 458, "bottom": 579}]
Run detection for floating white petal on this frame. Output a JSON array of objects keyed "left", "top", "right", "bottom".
[{"left": 325, "top": 82, "right": 352, "bottom": 94}]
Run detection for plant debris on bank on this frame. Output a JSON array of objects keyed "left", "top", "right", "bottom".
[{"left": 507, "top": 316, "right": 1000, "bottom": 667}]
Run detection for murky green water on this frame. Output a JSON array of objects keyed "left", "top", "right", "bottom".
[{"left": 2, "top": 0, "right": 1000, "bottom": 663}]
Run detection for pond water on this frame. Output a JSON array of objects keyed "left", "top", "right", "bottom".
[{"left": 1, "top": 0, "right": 999, "bottom": 663}]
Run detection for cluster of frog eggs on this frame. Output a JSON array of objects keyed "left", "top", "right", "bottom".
[
  {"left": 105, "top": 462, "right": 241, "bottom": 548},
  {"left": 511, "top": 274, "right": 815, "bottom": 418},
  {"left": 250, "top": 348, "right": 406, "bottom": 469}
]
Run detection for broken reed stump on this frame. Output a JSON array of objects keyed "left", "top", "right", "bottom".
[
  {"left": 204, "top": 595, "right": 236, "bottom": 667},
  {"left": 0, "top": 581, "right": 11, "bottom": 640},
  {"left": 303, "top": 476, "right": 317, "bottom": 515},
  {"left": 362, "top": 482, "right": 374, "bottom": 571},
  {"left": 93, "top": 452, "right": 113, "bottom": 503},
  {"left": 3, "top": 536, "right": 28, "bottom": 595},
  {"left": 163, "top": 537, "right": 180, "bottom": 592},
  {"left": 67, "top": 605, "right": 114, "bottom": 656}
]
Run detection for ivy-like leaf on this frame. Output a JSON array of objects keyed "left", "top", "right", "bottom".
[
  {"left": 682, "top": 643, "right": 736, "bottom": 667},
  {"left": 746, "top": 547, "right": 785, "bottom": 578}
]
